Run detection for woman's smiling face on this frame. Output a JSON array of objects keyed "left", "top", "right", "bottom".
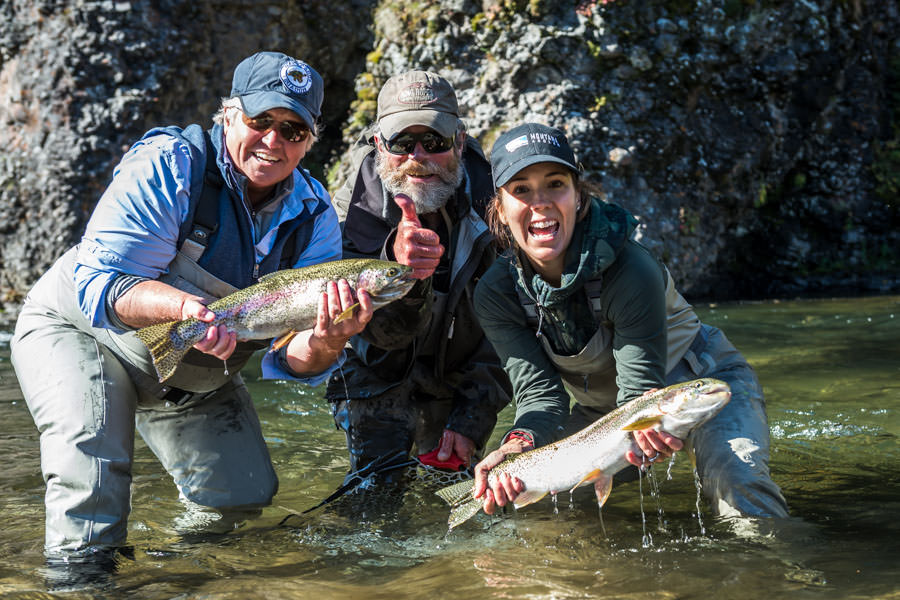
[{"left": 498, "top": 161, "right": 578, "bottom": 284}]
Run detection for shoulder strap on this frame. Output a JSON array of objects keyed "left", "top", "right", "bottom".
[{"left": 179, "top": 128, "right": 223, "bottom": 261}]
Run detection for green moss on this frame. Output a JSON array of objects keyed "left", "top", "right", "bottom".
[
  {"left": 366, "top": 47, "right": 383, "bottom": 65},
  {"left": 471, "top": 12, "right": 486, "bottom": 32},
  {"left": 589, "top": 95, "right": 608, "bottom": 111},
  {"left": 478, "top": 122, "right": 508, "bottom": 155},
  {"left": 326, "top": 159, "right": 344, "bottom": 191},
  {"left": 754, "top": 182, "right": 768, "bottom": 208},
  {"left": 678, "top": 206, "right": 700, "bottom": 235}
]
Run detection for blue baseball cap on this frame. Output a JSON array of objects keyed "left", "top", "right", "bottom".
[
  {"left": 230, "top": 51, "right": 324, "bottom": 131},
  {"left": 490, "top": 123, "right": 578, "bottom": 188}
]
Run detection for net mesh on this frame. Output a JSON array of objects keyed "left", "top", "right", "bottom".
[{"left": 404, "top": 459, "right": 473, "bottom": 488}]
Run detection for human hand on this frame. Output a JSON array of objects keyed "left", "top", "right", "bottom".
[
  {"left": 624, "top": 387, "right": 685, "bottom": 468},
  {"left": 311, "top": 279, "right": 374, "bottom": 352},
  {"left": 435, "top": 429, "right": 476, "bottom": 466},
  {"left": 392, "top": 193, "right": 444, "bottom": 279},
  {"left": 626, "top": 428, "right": 684, "bottom": 468},
  {"left": 473, "top": 438, "right": 532, "bottom": 515},
  {"left": 183, "top": 297, "right": 237, "bottom": 360}
]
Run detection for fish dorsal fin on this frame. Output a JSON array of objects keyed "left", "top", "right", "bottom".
[{"left": 621, "top": 415, "right": 663, "bottom": 431}]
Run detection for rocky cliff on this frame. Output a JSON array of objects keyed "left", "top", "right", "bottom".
[{"left": 2, "top": 0, "right": 898, "bottom": 325}]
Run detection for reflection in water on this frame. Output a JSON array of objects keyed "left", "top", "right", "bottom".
[{"left": 0, "top": 296, "right": 898, "bottom": 598}]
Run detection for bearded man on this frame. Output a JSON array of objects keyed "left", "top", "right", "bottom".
[{"left": 327, "top": 70, "right": 511, "bottom": 491}]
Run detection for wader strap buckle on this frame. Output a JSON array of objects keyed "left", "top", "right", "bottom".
[{"left": 160, "top": 386, "right": 195, "bottom": 405}]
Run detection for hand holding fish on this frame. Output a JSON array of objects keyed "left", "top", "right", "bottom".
[
  {"left": 136, "top": 259, "right": 416, "bottom": 382},
  {"left": 627, "top": 428, "right": 683, "bottom": 467},
  {"left": 624, "top": 388, "right": 684, "bottom": 467},
  {"left": 286, "top": 279, "right": 374, "bottom": 375},
  {"left": 393, "top": 193, "right": 444, "bottom": 279},
  {"left": 437, "top": 380, "right": 731, "bottom": 530},
  {"left": 473, "top": 437, "right": 532, "bottom": 515},
  {"left": 185, "top": 297, "right": 238, "bottom": 360}
]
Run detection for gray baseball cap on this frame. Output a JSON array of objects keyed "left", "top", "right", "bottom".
[
  {"left": 376, "top": 70, "right": 460, "bottom": 140},
  {"left": 230, "top": 51, "right": 324, "bottom": 131}
]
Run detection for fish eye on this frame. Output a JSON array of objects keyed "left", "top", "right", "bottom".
[{"left": 387, "top": 267, "right": 398, "bottom": 277}]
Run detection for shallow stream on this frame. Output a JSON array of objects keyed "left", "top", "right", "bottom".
[{"left": 0, "top": 295, "right": 897, "bottom": 598}]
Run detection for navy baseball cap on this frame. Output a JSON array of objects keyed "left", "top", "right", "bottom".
[
  {"left": 230, "top": 51, "right": 324, "bottom": 131},
  {"left": 490, "top": 123, "right": 578, "bottom": 188}
]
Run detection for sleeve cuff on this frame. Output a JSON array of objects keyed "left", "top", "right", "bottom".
[
  {"left": 502, "top": 429, "right": 536, "bottom": 447},
  {"left": 260, "top": 344, "right": 346, "bottom": 386}
]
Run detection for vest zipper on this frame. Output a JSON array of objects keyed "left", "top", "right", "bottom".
[{"left": 253, "top": 263, "right": 259, "bottom": 280}]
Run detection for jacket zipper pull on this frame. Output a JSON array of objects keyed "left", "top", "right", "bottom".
[
  {"left": 253, "top": 263, "right": 260, "bottom": 280},
  {"left": 447, "top": 315, "right": 456, "bottom": 339},
  {"left": 583, "top": 374, "right": 589, "bottom": 393}
]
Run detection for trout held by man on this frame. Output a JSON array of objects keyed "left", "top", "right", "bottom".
[
  {"left": 436, "top": 378, "right": 731, "bottom": 530},
  {"left": 136, "top": 258, "right": 415, "bottom": 382}
]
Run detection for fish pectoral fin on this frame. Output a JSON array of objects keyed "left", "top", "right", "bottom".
[
  {"left": 621, "top": 415, "right": 664, "bottom": 431},
  {"left": 569, "top": 468, "right": 605, "bottom": 493},
  {"left": 270, "top": 330, "right": 298, "bottom": 352},
  {"left": 512, "top": 489, "right": 549, "bottom": 509},
  {"left": 333, "top": 302, "right": 359, "bottom": 324},
  {"left": 593, "top": 474, "right": 614, "bottom": 507}
]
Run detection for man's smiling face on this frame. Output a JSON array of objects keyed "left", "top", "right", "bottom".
[{"left": 224, "top": 107, "right": 311, "bottom": 205}]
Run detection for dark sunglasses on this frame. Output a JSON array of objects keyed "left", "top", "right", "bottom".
[
  {"left": 241, "top": 112, "right": 311, "bottom": 143},
  {"left": 384, "top": 131, "right": 456, "bottom": 155}
]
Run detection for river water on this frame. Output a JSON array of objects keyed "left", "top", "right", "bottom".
[{"left": 0, "top": 295, "right": 897, "bottom": 599}]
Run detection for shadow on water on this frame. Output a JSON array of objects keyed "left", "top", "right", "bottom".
[{"left": 0, "top": 296, "right": 899, "bottom": 598}]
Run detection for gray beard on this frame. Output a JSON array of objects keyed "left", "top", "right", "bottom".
[{"left": 375, "top": 150, "right": 465, "bottom": 214}]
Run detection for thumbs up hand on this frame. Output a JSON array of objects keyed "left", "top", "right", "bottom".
[{"left": 392, "top": 193, "right": 444, "bottom": 279}]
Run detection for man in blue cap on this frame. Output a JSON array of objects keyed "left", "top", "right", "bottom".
[{"left": 11, "top": 51, "right": 371, "bottom": 567}]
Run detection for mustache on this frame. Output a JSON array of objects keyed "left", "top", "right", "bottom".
[{"left": 395, "top": 158, "right": 454, "bottom": 182}]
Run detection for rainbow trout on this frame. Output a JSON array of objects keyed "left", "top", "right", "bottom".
[
  {"left": 436, "top": 378, "right": 731, "bottom": 530},
  {"left": 136, "top": 258, "right": 415, "bottom": 382}
]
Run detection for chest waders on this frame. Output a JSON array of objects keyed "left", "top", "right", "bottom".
[
  {"left": 513, "top": 269, "right": 790, "bottom": 519},
  {"left": 517, "top": 268, "right": 702, "bottom": 417},
  {"left": 8, "top": 127, "right": 318, "bottom": 555}
]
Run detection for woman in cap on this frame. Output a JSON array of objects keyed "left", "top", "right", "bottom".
[{"left": 470, "top": 122, "right": 789, "bottom": 519}]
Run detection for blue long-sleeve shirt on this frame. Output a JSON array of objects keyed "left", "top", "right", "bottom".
[{"left": 73, "top": 129, "right": 343, "bottom": 385}]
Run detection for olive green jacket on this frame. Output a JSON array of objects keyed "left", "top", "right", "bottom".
[{"left": 473, "top": 198, "right": 670, "bottom": 447}]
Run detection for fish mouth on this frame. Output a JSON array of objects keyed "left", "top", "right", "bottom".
[{"left": 369, "top": 274, "right": 417, "bottom": 306}]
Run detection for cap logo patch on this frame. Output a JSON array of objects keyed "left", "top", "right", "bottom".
[
  {"left": 529, "top": 132, "right": 561, "bottom": 147},
  {"left": 505, "top": 135, "right": 529, "bottom": 153},
  {"left": 398, "top": 82, "right": 436, "bottom": 105},
  {"left": 281, "top": 60, "right": 312, "bottom": 95}
]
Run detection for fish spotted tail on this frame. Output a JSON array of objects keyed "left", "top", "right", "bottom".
[
  {"left": 435, "top": 479, "right": 482, "bottom": 530},
  {"left": 135, "top": 320, "right": 195, "bottom": 382}
]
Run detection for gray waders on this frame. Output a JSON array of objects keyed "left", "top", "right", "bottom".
[{"left": 11, "top": 247, "right": 278, "bottom": 556}]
